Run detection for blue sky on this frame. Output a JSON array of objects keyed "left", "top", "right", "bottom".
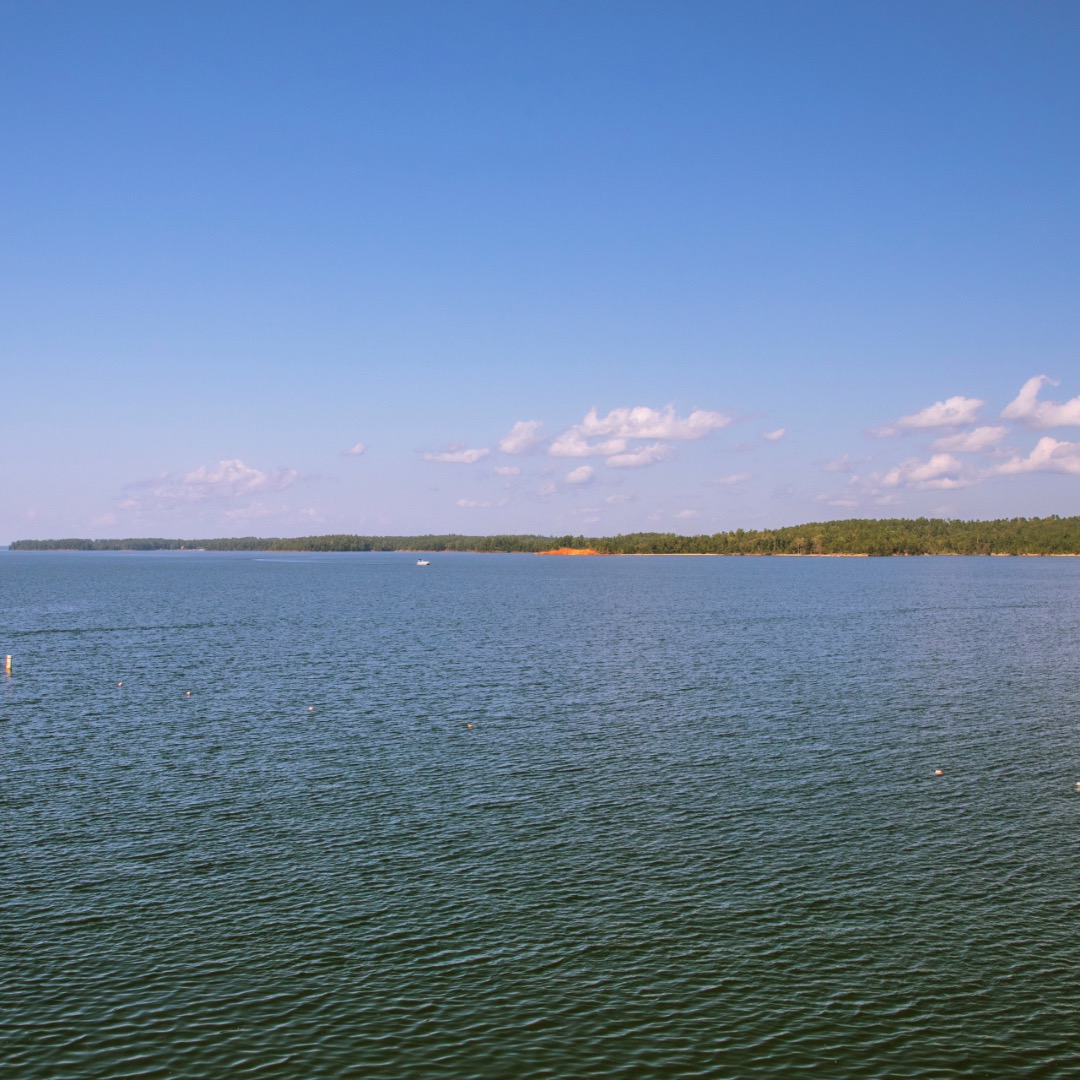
[{"left": 2, "top": 0, "right": 1078, "bottom": 541}]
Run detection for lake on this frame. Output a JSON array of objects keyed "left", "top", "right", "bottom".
[{"left": 3, "top": 551, "right": 1080, "bottom": 1077}]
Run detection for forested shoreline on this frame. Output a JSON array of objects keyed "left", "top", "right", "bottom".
[{"left": 9, "top": 516, "right": 1080, "bottom": 556}]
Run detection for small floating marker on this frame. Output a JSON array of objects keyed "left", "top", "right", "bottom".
[
  {"left": 934, "top": 769, "right": 943, "bottom": 776},
  {"left": 4, "top": 655, "right": 11, "bottom": 675},
  {"left": 467, "top": 723, "right": 473, "bottom": 729},
  {"left": 307, "top": 706, "right": 315, "bottom": 712},
  {"left": 185, "top": 691, "right": 191, "bottom": 697},
  {"left": 117, "top": 681, "right": 123, "bottom": 688}
]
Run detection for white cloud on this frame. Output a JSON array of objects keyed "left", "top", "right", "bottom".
[
  {"left": 494, "top": 465, "right": 521, "bottom": 476},
  {"left": 343, "top": 442, "right": 367, "bottom": 456},
  {"left": 605, "top": 493, "right": 632, "bottom": 504},
  {"left": 550, "top": 404, "right": 728, "bottom": 460},
  {"left": 825, "top": 497, "right": 859, "bottom": 508},
  {"left": 931, "top": 426, "right": 1008, "bottom": 453},
  {"left": 1001, "top": 376, "right": 1080, "bottom": 428},
  {"left": 762, "top": 428, "right": 786, "bottom": 442},
  {"left": 901, "top": 396, "right": 984, "bottom": 428},
  {"left": 566, "top": 465, "right": 595, "bottom": 484},
  {"left": 456, "top": 498, "right": 494, "bottom": 508},
  {"left": 709, "top": 473, "right": 750, "bottom": 486},
  {"left": 498, "top": 420, "right": 545, "bottom": 454},
  {"left": 424, "top": 447, "right": 490, "bottom": 464},
  {"left": 580, "top": 404, "right": 730, "bottom": 440},
  {"left": 605, "top": 443, "right": 673, "bottom": 469},
  {"left": 991, "top": 437, "right": 1080, "bottom": 476},
  {"left": 825, "top": 454, "right": 855, "bottom": 474},
  {"left": 549, "top": 429, "right": 628, "bottom": 458},
  {"left": 881, "top": 453, "right": 971, "bottom": 490},
  {"left": 538, "top": 482, "right": 557, "bottom": 496},
  {"left": 137, "top": 459, "right": 299, "bottom": 502},
  {"left": 877, "top": 395, "right": 984, "bottom": 435},
  {"left": 674, "top": 509, "right": 699, "bottom": 519}
]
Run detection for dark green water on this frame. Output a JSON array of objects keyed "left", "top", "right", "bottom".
[{"left": 3, "top": 551, "right": 1080, "bottom": 1077}]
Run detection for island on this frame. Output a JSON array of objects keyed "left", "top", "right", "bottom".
[{"left": 9, "top": 516, "right": 1080, "bottom": 557}]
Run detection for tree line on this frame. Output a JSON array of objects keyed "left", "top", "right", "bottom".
[{"left": 9, "top": 516, "right": 1080, "bottom": 555}]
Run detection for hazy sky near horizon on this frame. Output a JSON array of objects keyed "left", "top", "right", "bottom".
[{"left": 2, "top": 0, "right": 1078, "bottom": 541}]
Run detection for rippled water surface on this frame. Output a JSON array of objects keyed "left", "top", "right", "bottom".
[{"left": 4, "top": 551, "right": 1080, "bottom": 1077}]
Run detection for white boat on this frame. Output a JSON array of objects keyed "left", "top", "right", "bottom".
[{"left": 416, "top": 559, "right": 430, "bottom": 566}]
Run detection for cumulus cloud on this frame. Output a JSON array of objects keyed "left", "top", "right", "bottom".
[
  {"left": 580, "top": 405, "right": 729, "bottom": 440},
  {"left": 424, "top": 447, "right": 490, "bottom": 464},
  {"left": 674, "top": 509, "right": 699, "bottom": 519},
  {"left": 136, "top": 459, "right": 299, "bottom": 502},
  {"left": 494, "top": 465, "right": 521, "bottom": 476},
  {"left": 343, "top": 442, "right": 367, "bottom": 456},
  {"left": 605, "top": 443, "right": 674, "bottom": 469},
  {"left": 566, "top": 465, "right": 595, "bottom": 484},
  {"left": 456, "top": 498, "right": 494, "bottom": 508},
  {"left": 991, "top": 437, "right": 1080, "bottom": 476},
  {"left": 931, "top": 426, "right": 1008, "bottom": 453},
  {"left": 708, "top": 473, "right": 750, "bottom": 486},
  {"left": 762, "top": 428, "right": 786, "bottom": 442},
  {"left": 498, "top": 420, "right": 545, "bottom": 454},
  {"left": 549, "top": 429, "right": 628, "bottom": 458},
  {"left": 1001, "top": 376, "right": 1080, "bottom": 428},
  {"left": 881, "top": 453, "right": 971, "bottom": 490},
  {"left": 550, "top": 404, "right": 727, "bottom": 463},
  {"left": 877, "top": 395, "right": 984, "bottom": 435}
]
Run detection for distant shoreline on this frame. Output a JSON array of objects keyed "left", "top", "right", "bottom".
[
  {"left": 8, "top": 517, "right": 1080, "bottom": 557},
  {"left": 9, "top": 548, "right": 1080, "bottom": 558}
]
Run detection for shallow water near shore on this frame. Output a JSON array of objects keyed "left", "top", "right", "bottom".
[{"left": 3, "top": 551, "right": 1080, "bottom": 1077}]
